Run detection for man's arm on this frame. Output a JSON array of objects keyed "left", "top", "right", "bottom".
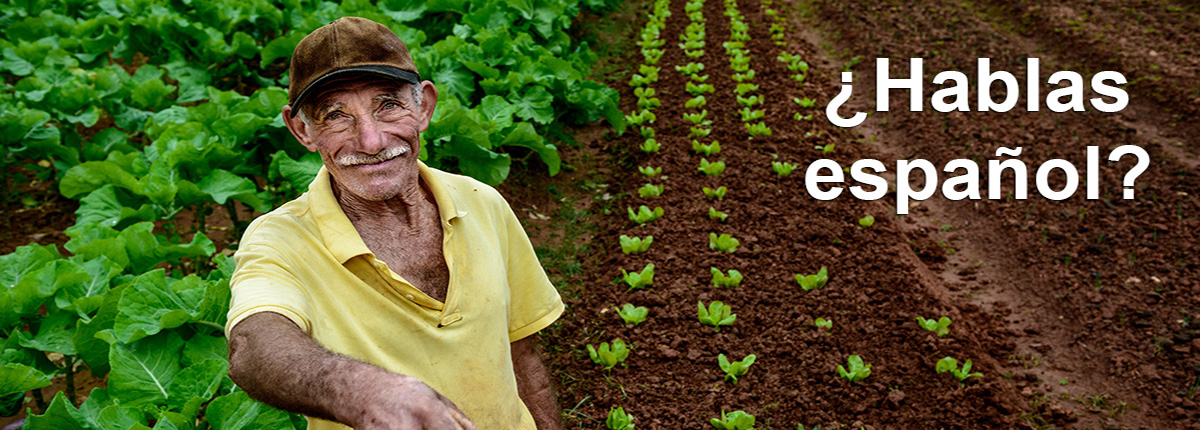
[
  {"left": 227, "top": 311, "right": 477, "bottom": 430},
  {"left": 511, "top": 336, "right": 562, "bottom": 430}
]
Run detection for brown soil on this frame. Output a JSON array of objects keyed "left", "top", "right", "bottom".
[{"left": 521, "top": 0, "right": 1200, "bottom": 428}]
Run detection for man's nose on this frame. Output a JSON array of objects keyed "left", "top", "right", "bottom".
[{"left": 353, "top": 115, "right": 388, "bottom": 154}]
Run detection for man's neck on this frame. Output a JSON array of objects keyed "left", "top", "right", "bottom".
[{"left": 333, "top": 175, "right": 435, "bottom": 234}]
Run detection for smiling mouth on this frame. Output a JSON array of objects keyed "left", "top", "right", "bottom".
[{"left": 338, "top": 145, "right": 410, "bottom": 167}]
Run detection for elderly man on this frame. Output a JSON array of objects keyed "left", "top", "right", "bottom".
[{"left": 225, "top": 17, "right": 565, "bottom": 430}]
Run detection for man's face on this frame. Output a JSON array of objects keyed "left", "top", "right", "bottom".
[{"left": 283, "top": 75, "right": 437, "bottom": 202}]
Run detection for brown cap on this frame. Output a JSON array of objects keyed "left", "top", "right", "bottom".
[{"left": 288, "top": 16, "right": 421, "bottom": 117}]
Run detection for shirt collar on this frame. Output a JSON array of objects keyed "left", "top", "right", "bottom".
[{"left": 308, "top": 160, "right": 467, "bottom": 264}]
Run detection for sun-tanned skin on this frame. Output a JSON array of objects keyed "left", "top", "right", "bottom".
[{"left": 226, "top": 75, "right": 562, "bottom": 429}]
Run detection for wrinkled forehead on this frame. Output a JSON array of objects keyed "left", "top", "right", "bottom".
[{"left": 307, "top": 74, "right": 411, "bottom": 109}]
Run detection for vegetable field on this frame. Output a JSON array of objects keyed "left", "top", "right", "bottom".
[{"left": 2, "top": 0, "right": 1199, "bottom": 428}]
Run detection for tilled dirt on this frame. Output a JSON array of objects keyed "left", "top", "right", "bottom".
[{"left": 528, "top": 0, "right": 1200, "bottom": 428}]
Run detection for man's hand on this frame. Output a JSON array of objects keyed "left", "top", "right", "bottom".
[
  {"left": 228, "top": 312, "right": 477, "bottom": 430},
  {"left": 511, "top": 336, "right": 562, "bottom": 430},
  {"left": 354, "top": 374, "right": 477, "bottom": 430}
]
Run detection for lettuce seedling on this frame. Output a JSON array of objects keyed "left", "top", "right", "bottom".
[
  {"left": 641, "top": 48, "right": 663, "bottom": 64},
  {"left": 621, "top": 263, "right": 655, "bottom": 290},
  {"left": 858, "top": 215, "right": 875, "bottom": 227},
  {"left": 777, "top": 52, "right": 802, "bottom": 64},
  {"left": 795, "top": 266, "right": 828, "bottom": 291},
  {"left": 745, "top": 122, "right": 772, "bottom": 137},
  {"left": 815, "top": 143, "right": 835, "bottom": 154},
  {"left": 637, "top": 95, "right": 661, "bottom": 110},
  {"left": 638, "top": 166, "right": 662, "bottom": 177},
  {"left": 814, "top": 317, "right": 832, "bottom": 329},
  {"left": 697, "top": 300, "right": 736, "bottom": 332},
  {"left": 709, "top": 410, "right": 755, "bottom": 430},
  {"left": 685, "top": 95, "right": 708, "bottom": 109},
  {"left": 709, "top": 233, "right": 740, "bottom": 253},
  {"left": 587, "top": 339, "right": 630, "bottom": 369},
  {"left": 676, "top": 62, "right": 705, "bottom": 76},
  {"left": 616, "top": 303, "right": 649, "bottom": 326},
  {"left": 772, "top": 161, "right": 797, "bottom": 176},
  {"left": 718, "top": 353, "right": 757, "bottom": 383},
  {"left": 698, "top": 158, "right": 726, "bottom": 176},
  {"left": 793, "top": 97, "right": 816, "bottom": 108},
  {"left": 794, "top": 112, "right": 813, "bottom": 121},
  {"left": 637, "top": 183, "right": 664, "bottom": 197},
  {"left": 627, "top": 205, "right": 664, "bottom": 224},
  {"left": 710, "top": 267, "right": 743, "bottom": 287},
  {"left": 679, "top": 40, "right": 705, "bottom": 51},
  {"left": 732, "top": 70, "right": 756, "bottom": 82},
  {"left": 639, "top": 138, "right": 660, "bottom": 153},
  {"left": 734, "top": 83, "right": 760, "bottom": 95},
  {"left": 837, "top": 355, "right": 871, "bottom": 382},
  {"left": 916, "top": 316, "right": 952, "bottom": 337},
  {"left": 702, "top": 186, "right": 726, "bottom": 200},
  {"left": 607, "top": 406, "right": 635, "bottom": 430},
  {"left": 691, "top": 74, "right": 710, "bottom": 82},
  {"left": 736, "top": 94, "right": 762, "bottom": 107},
  {"left": 624, "top": 109, "right": 656, "bottom": 126},
  {"left": 708, "top": 207, "right": 728, "bottom": 222},
  {"left": 790, "top": 73, "right": 805, "bottom": 83},
  {"left": 683, "top": 110, "right": 709, "bottom": 125},
  {"left": 739, "top": 108, "right": 764, "bottom": 122},
  {"left": 936, "top": 356, "right": 982, "bottom": 381},
  {"left": 686, "top": 81, "right": 715, "bottom": 95},
  {"left": 689, "top": 127, "right": 712, "bottom": 138},
  {"left": 692, "top": 140, "right": 720, "bottom": 156},
  {"left": 619, "top": 235, "right": 653, "bottom": 254},
  {"left": 684, "top": 49, "right": 705, "bottom": 59},
  {"left": 639, "top": 126, "right": 655, "bottom": 139}
]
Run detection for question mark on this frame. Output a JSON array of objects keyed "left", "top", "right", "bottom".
[{"left": 1108, "top": 145, "right": 1149, "bottom": 199}]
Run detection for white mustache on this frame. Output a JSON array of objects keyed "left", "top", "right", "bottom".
[{"left": 336, "top": 145, "right": 409, "bottom": 166}]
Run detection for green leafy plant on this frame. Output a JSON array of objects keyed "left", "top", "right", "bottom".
[
  {"left": 858, "top": 215, "right": 875, "bottom": 227},
  {"left": 627, "top": 205, "right": 664, "bottom": 224},
  {"left": 739, "top": 108, "right": 764, "bottom": 122},
  {"left": 625, "top": 109, "right": 657, "bottom": 126},
  {"left": 697, "top": 301, "right": 736, "bottom": 332},
  {"left": 607, "top": 406, "right": 636, "bottom": 430},
  {"left": 793, "top": 97, "right": 816, "bottom": 108},
  {"left": 637, "top": 183, "right": 664, "bottom": 197},
  {"left": 732, "top": 70, "right": 756, "bottom": 82},
  {"left": 689, "top": 127, "right": 712, "bottom": 138},
  {"left": 814, "top": 143, "right": 835, "bottom": 154},
  {"left": 684, "top": 49, "right": 705, "bottom": 59},
  {"left": 703, "top": 186, "right": 727, "bottom": 200},
  {"left": 936, "top": 356, "right": 982, "bottom": 381},
  {"left": 789, "top": 73, "right": 806, "bottom": 83},
  {"left": 685, "top": 95, "right": 708, "bottom": 109},
  {"left": 639, "top": 138, "right": 660, "bottom": 153},
  {"left": 736, "top": 94, "right": 763, "bottom": 107},
  {"left": 708, "top": 207, "right": 728, "bottom": 222},
  {"left": 638, "top": 166, "right": 662, "bottom": 177},
  {"left": 698, "top": 158, "right": 726, "bottom": 176},
  {"left": 814, "top": 318, "right": 833, "bottom": 329},
  {"left": 709, "top": 410, "right": 755, "bottom": 430},
  {"left": 718, "top": 354, "right": 757, "bottom": 383},
  {"left": 837, "top": 355, "right": 872, "bottom": 382},
  {"left": 639, "top": 126, "right": 655, "bottom": 139},
  {"left": 620, "top": 263, "right": 655, "bottom": 290},
  {"left": 916, "top": 316, "right": 952, "bottom": 337},
  {"left": 676, "top": 62, "right": 705, "bottom": 75},
  {"left": 709, "top": 233, "right": 740, "bottom": 253},
  {"left": 710, "top": 267, "right": 743, "bottom": 287},
  {"left": 772, "top": 161, "right": 797, "bottom": 176},
  {"left": 616, "top": 304, "right": 649, "bottom": 326},
  {"left": 795, "top": 266, "right": 828, "bottom": 291},
  {"left": 745, "top": 122, "right": 772, "bottom": 137},
  {"left": 619, "top": 235, "right": 653, "bottom": 254},
  {"left": 686, "top": 81, "right": 715, "bottom": 95},
  {"left": 587, "top": 339, "right": 631, "bottom": 370},
  {"left": 683, "top": 110, "right": 710, "bottom": 125},
  {"left": 692, "top": 140, "right": 721, "bottom": 156}
]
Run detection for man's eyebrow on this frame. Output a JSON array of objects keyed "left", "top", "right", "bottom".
[
  {"left": 373, "top": 90, "right": 406, "bottom": 102},
  {"left": 314, "top": 102, "right": 344, "bottom": 118}
]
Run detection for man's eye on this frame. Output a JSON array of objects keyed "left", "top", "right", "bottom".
[
  {"left": 382, "top": 101, "right": 400, "bottom": 109},
  {"left": 324, "top": 112, "right": 343, "bottom": 120}
]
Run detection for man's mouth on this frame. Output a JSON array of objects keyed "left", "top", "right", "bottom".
[{"left": 338, "top": 145, "right": 409, "bottom": 167}]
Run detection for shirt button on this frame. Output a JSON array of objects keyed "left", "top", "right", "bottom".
[{"left": 405, "top": 294, "right": 415, "bottom": 300}]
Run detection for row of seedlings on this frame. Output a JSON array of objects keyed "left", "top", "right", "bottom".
[{"left": 601, "top": 1, "right": 672, "bottom": 429}]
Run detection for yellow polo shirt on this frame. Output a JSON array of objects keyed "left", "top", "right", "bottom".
[{"left": 226, "top": 161, "right": 564, "bottom": 430}]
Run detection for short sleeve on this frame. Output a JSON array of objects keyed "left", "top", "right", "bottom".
[
  {"left": 225, "top": 239, "right": 314, "bottom": 337},
  {"left": 502, "top": 202, "right": 565, "bottom": 342}
]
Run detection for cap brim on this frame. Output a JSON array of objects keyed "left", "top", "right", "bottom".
[{"left": 290, "top": 65, "right": 421, "bottom": 117}]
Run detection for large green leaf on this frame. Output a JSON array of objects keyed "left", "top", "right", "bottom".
[
  {"left": 499, "top": 122, "right": 559, "bottom": 175},
  {"left": 24, "top": 392, "right": 89, "bottom": 430},
  {"left": 509, "top": 84, "right": 555, "bottom": 124},
  {"left": 113, "top": 271, "right": 220, "bottom": 343},
  {"left": 108, "top": 332, "right": 184, "bottom": 408},
  {"left": 206, "top": 391, "right": 296, "bottom": 430},
  {"left": 165, "top": 358, "right": 226, "bottom": 411},
  {"left": 0, "top": 362, "right": 52, "bottom": 397}
]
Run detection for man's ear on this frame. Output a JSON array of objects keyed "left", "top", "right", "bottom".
[
  {"left": 416, "top": 81, "right": 438, "bottom": 133},
  {"left": 282, "top": 105, "right": 319, "bottom": 152}
]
